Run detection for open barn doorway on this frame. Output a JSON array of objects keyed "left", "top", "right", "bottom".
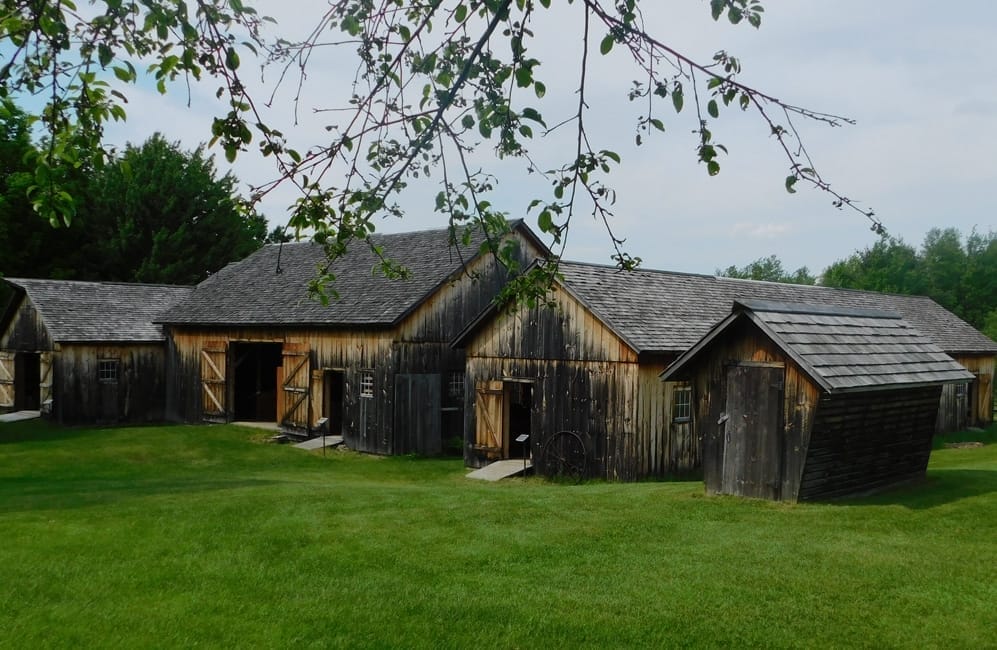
[
  {"left": 15, "top": 352, "right": 41, "bottom": 411},
  {"left": 474, "top": 379, "right": 533, "bottom": 460},
  {"left": 323, "top": 370, "right": 345, "bottom": 435},
  {"left": 231, "top": 342, "right": 283, "bottom": 422}
]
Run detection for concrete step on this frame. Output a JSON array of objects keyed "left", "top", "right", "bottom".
[
  {"left": 294, "top": 435, "right": 344, "bottom": 450},
  {"left": 466, "top": 458, "right": 532, "bottom": 481},
  {"left": 0, "top": 410, "right": 40, "bottom": 423}
]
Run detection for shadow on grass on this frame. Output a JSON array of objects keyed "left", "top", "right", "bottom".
[
  {"left": 0, "top": 476, "right": 278, "bottom": 514},
  {"left": 839, "top": 469, "right": 997, "bottom": 510},
  {"left": 0, "top": 419, "right": 108, "bottom": 444}
]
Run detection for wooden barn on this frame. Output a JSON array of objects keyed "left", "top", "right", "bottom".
[
  {"left": 454, "top": 261, "right": 996, "bottom": 481},
  {"left": 157, "top": 221, "right": 547, "bottom": 455},
  {"left": 0, "top": 278, "right": 193, "bottom": 423},
  {"left": 660, "top": 300, "right": 974, "bottom": 501}
]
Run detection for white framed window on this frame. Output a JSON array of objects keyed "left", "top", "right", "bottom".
[
  {"left": 448, "top": 371, "right": 465, "bottom": 399},
  {"left": 360, "top": 370, "right": 374, "bottom": 398},
  {"left": 98, "top": 359, "right": 120, "bottom": 383},
  {"left": 672, "top": 384, "right": 692, "bottom": 422}
]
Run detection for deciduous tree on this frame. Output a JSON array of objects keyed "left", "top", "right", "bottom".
[{"left": 1, "top": 0, "right": 882, "bottom": 300}]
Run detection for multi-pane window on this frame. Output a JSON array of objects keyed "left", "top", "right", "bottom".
[
  {"left": 98, "top": 359, "right": 119, "bottom": 383},
  {"left": 360, "top": 370, "right": 374, "bottom": 398},
  {"left": 448, "top": 371, "right": 465, "bottom": 400},
  {"left": 672, "top": 384, "right": 691, "bottom": 422}
]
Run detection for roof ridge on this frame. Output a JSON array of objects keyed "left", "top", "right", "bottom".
[{"left": 6, "top": 277, "right": 194, "bottom": 289}]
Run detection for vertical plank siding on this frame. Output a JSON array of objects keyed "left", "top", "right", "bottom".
[
  {"left": 54, "top": 343, "right": 169, "bottom": 423},
  {"left": 798, "top": 386, "right": 941, "bottom": 501},
  {"left": 462, "top": 287, "right": 695, "bottom": 479}
]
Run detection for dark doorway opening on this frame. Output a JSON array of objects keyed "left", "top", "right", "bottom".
[
  {"left": 232, "top": 342, "right": 283, "bottom": 421},
  {"left": 507, "top": 382, "right": 533, "bottom": 459},
  {"left": 323, "top": 370, "right": 345, "bottom": 435},
  {"left": 15, "top": 352, "right": 40, "bottom": 411}
]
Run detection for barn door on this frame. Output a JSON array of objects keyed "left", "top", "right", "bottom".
[
  {"left": 200, "top": 341, "right": 228, "bottom": 422},
  {"left": 279, "top": 343, "right": 311, "bottom": 430},
  {"left": 39, "top": 352, "right": 53, "bottom": 414},
  {"left": 722, "top": 364, "right": 784, "bottom": 500},
  {"left": 394, "top": 374, "right": 442, "bottom": 455},
  {"left": 0, "top": 351, "right": 14, "bottom": 409},
  {"left": 474, "top": 380, "right": 504, "bottom": 458}
]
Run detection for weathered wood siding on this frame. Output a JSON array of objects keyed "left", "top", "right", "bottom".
[
  {"left": 398, "top": 234, "right": 543, "bottom": 343},
  {"left": 55, "top": 343, "right": 168, "bottom": 423},
  {"left": 0, "top": 295, "right": 51, "bottom": 351},
  {"left": 688, "top": 319, "right": 820, "bottom": 498},
  {"left": 936, "top": 354, "right": 995, "bottom": 432},
  {"left": 463, "top": 287, "right": 691, "bottom": 479},
  {"left": 798, "top": 386, "right": 941, "bottom": 501}
]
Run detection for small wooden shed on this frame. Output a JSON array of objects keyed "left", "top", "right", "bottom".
[
  {"left": 661, "top": 300, "right": 974, "bottom": 501},
  {"left": 0, "top": 278, "right": 192, "bottom": 423}
]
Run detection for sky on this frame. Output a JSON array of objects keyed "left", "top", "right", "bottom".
[{"left": 102, "top": 1, "right": 997, "bottom": 277}]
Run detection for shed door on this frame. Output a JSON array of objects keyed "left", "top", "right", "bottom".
[
  {"left": 474, "top": 380, "right": 504, "bottom": 457},
  {"left": 279, "top": 343, "right": 311, "bottom": 430},
  {"left": 395, "top": 374, "right": 442, "bottom": 455},
  {"left": 39, "top": 352, "right": 53, "bottom": 414},
  {"left": 722, "top": 364, "right": 784, "bottom": 499},
  {"left": 200, "top": 341, "right": 228, "bottom": 422},
  {"left": 0, "top": 351, "right": 14, "bottom": 409}
]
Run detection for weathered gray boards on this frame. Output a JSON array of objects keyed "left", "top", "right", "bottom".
[
  {"left": 661, "top": 300, "right": 974, "bottom": 501},
  {"left": 0, "top": 279, "right": 192, "bottom": 423},
  {"left": 157, "top": 222, "right": 546, "bottom": 455}
]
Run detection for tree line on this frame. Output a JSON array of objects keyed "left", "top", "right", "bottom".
[
  {"left": 1, "top": 104, "right": 269, "bottom": 294},
  {"left": 719, "top": 230, "right": 997, "bottom": 340}
]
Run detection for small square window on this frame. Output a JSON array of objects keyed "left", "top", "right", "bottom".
[
  {"left": 672, "top": 385, "right": 691, "bottom": 422},
  {"left": 98, "top": 359, "right": 119, "bottom": 383},
  {"left": 448, "top": 371, "right": 465, "bottom": 399},
  {"left": 360, "top": 370, "right": 374, "bottom": 398}
]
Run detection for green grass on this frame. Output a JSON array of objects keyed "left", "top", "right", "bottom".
[{"left": 1, "top": 420, "right": 996, "bottom": 648}]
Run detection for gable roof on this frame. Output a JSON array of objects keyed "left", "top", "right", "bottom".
[
  {"left": 3, "top": 278, "right": 193, "bottom": 342},
  {"left": 454, "top": 261, "right": 997, "bottom": 355},
  {"left": 551, "top": 261, "right": 997, "bottom": 355},
  {"left": 661, "top": 300, "right": 975, "bottom": 393},
  {"left": 158, "top": 220, "right": 546, "bottom": 327}
]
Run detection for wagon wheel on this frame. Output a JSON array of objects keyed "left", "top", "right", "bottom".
[{"left": 540, "top": 430, "right": 587, "bottom": 483}]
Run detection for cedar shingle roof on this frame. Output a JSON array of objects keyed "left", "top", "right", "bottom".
[
  {"left": 4, "top": 278, "right": 193, "bottom": 342},
  {"left": 553, "top": 261, "right": 997, "bottom": 355},
  {"left": 159, "top": 221, "right": 542, "bottom": 326},
  {"left": 662, "top": 300, "right": 974, "bottom": 392}
]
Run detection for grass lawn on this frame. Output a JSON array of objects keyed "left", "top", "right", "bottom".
[{"left": 1, "top": 420, "right": 995, "bottom": 648}]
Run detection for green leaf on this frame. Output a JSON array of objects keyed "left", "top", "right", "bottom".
[
  {"left": 515, "top": 66, "right": 532, "bottom": 88},
  {"left": 710, "top": 0, "right": 724, "bottom": 21},
  {"left": 534, "top": 81, "right": 546, "bottom": 99},
  {"left": 707, "top": 99, "right": 719, "bottom": 119},
  {"left": 461, "top": 114, "right": 475, "bottom": 129},
  {"left": 455, "top": 4, "right": 467, "bottom": 22},
  {"left": 225, "top": 47, "right": 240, "bottom": 71},
  {"left": 707, "top": 160, "right": 720, "bottom": 176},
  {"left": 785, "top": 175, "right": 798, "bottom": 194},
  {"left": 672, "top": 87, "right": 684, "bottom": 113},
  {"left": 649, "top": 118, "right": 664, "bottom": 132},
  {"left": 538, "top": 210, "right": 554, "bottom": 233},
  {"left": 600, "top": 34, "right": 614, "bottom": 55}
]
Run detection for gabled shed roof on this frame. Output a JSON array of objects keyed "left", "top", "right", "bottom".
[
  {"left": 3, "top": 278, "right": 193, "bottom": 342},
  {"left": 661, "top": 300, "right": 975, "bottom": 393},
  {"left": 551, "top": 261, "right": 997, "bottom": 355},
  {"left": 158, "top": 221, "right": 545, "bottom": 327}
]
